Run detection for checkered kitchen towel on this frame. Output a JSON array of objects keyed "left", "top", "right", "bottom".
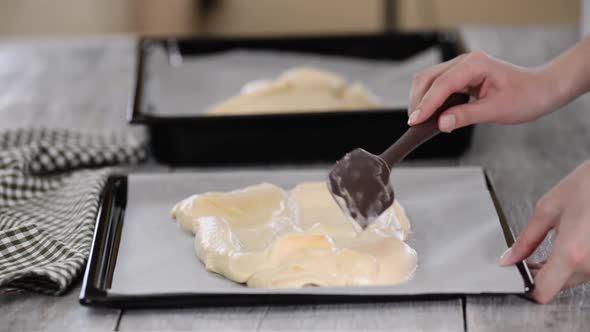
[{"left": 0, "top": 128, "right": 146, "bottom": 295}]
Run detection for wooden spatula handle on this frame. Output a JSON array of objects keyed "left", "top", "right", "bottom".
[{"left": 380, "top": 93, "right": 469, "bottom": 167}]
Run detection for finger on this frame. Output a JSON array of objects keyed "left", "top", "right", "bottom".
[
  {"left": 563, "top": 272, "right": 590, "bottom": 289},
  {"left": 527, "top": 258, "right": 548, "bottom": 265},
  {"left": 436, "top": 98, "right": 495, "bottom": 132},
  {"left": 409, "top": 55, "right": 485, "bottom": 125},
  {"left": 526, "top": 258, "right": 548, "bottom": 271},
  {"left": 527, "top": 269, "right": 589, "bottom": 291},
  {"left": 499, "top": 198, "right": 561, "bottom": 266},
  {"left": 526, "top": 268, "right": 586, "bottom": 289},
  {"left": 408, "top": 55, "right": 466, "bottom": 115},
  {"left": 533, "top": 261, "right": 571, "bottom": 304},
  {"left": 533, "top": 239, "right": 573, "bottom": 304},
  {"left": 527, "top": 263, "right": 543, "bottom": 270}
]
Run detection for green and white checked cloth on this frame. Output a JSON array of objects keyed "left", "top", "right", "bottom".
[{"left": 0, "top": 128, "right": 146, "bottom": 295}]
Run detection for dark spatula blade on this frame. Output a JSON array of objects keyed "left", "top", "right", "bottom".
[{"left": 327, "top": 148, "right": 394, "bottom": 228}]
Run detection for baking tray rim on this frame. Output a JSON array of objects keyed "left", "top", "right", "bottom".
[
  {"left": 128, "top": 30, "right": 466, "bottom": 125},
  {"left": 79, "top": 169, "right": 534, "bottom": 308}
]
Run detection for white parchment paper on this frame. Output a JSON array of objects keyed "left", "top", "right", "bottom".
[
  {"left": 143, "top": 48, "right": 441, "bottom": 116},
  {"left": 109, "top": 167, "right": 525, "bottom": 295}
]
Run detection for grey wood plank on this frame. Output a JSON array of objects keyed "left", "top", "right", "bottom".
[
  {"left": 0, "top": 37, "right": 139, "bottom": 331},
  {"left": 3, "top": 25, "right": 589, "bottom": 332},
  {"left": 460, "top": 25, "right": 579, "bottom": 67},
  {"left": 464, "top": 162, "right": 590, "bottom": 331},
  {"left": 463, "top": 155, "right": 590, "bottom": 331},
  {"left": 459, "top": 26, "right": 590, "bottom": 331},
  {"left": 150, "top": 27, "right": 584, "bottom": 332},
  {"left": 0, "top": 36, "right": 140, "bottom": 133},
  {"left": 0, "top": 288, "right": 121, "bottom": 332},
  {"left": 466, "top": 294, "right": 590, "bottom": 332},
  {"left": 118, "top": 299, "right": 464, "bottom": 332},
  {"left": 460, "top": 24, "right": 586, "bottom": 264}
]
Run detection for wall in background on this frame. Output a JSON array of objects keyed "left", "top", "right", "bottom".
[
  {"left": 0, "top": 0, "right": 582, "bottom": 37},
  {"left": 0, "top": 0, "right": 131, "bottom": 35},
  {"left": 0, "top": 0, "right": 384, "bottom": 36},
  {"left": 198, "top": 0, "right": 384, "bottom": 35},
  {"left": 0, "top": 0, "right": 199, "bottom": 36},
  {"left": 397, "top": 0, "right": 580, "bottom": 30}
]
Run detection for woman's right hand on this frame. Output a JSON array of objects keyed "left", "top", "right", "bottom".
[{"left": 407, "top": 51, "right": 561, "bottom": 132}]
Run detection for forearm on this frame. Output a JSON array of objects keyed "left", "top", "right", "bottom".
[{"left": 541, "top": 37, "right": 590, "bottom": 110}]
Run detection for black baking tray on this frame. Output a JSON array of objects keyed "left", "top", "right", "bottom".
[
  {"left": 129, "top": 32, "right": 474, "bottom": 166},
  {"left": 79, "top": 172, "right": 533, "bottom": 309}
]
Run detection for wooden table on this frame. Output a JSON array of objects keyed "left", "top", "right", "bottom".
[{"left": 1, "top": 26, "right": 589, "bottom": 332}]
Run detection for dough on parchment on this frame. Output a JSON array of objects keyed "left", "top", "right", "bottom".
[
  {"left": 171, "top": 181, "right": 417, "bottom": 288},
  {"left": 206, "top": 67, "right": 382, "bottom": 115}
]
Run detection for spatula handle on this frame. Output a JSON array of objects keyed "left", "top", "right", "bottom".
[{"left": 380, "top": 93, "right": 469, "bottom": 167}]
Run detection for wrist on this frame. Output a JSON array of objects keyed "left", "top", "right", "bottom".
[
  {"left": 536, "top": 37, "right": 590, "bottom": 112},
  {"left": 535, "top": 62, "right": 572, "bottom": 114}
]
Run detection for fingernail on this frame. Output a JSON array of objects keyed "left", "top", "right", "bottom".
[
  {"left": 498, "top": 247, "right": 512, "bottom": 266},
  {"left": 408, "top": 110, "right": 420, "bottom": 125},
  {"left": 439, "top": 114, "right": 456, "bottom": 132}
]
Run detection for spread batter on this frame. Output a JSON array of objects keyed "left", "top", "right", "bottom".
[
  {"left": 206, "top": 67, "right": 382, "bottom": 115},
  {"left": 171, "top": 181, "right": 417, "bottom": 288}
]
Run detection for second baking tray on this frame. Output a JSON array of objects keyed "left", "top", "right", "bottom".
[{"left": 129, "top": 32, "right": 473, "bottom": 166}]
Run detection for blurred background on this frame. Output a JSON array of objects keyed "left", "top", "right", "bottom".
[{"left": 0, "top": 0, "right": 585, "bottom": 37}]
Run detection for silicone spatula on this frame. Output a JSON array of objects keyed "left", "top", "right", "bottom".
[{"left": 327, "top": 93, "right": 469, "bottom": 228}]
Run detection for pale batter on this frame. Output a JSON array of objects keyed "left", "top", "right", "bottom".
[
  {"left": 206, "top": 67, "right": 382, "bottom": 115},
  {"left": 171, "top": 181, "right": 417, "bottom": 288}
]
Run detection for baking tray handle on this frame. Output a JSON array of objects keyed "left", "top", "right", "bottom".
[{"left": 80, "top": 175, "right": 128, "bottom": 305}]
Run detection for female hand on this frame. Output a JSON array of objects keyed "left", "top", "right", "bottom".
[
  {"left": 499, "top": 160, "right": 590, "bottom": 303},
  {"left": 407, "top": 51, "right": 560, "bottom": 132}
]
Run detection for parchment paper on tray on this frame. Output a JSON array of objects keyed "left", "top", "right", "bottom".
[
  {"left": 142, "top": 47, "right": 441, "bottom": 116},
  {"left": 109, "top": 167, "right": 525, "bottom": 296}
]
